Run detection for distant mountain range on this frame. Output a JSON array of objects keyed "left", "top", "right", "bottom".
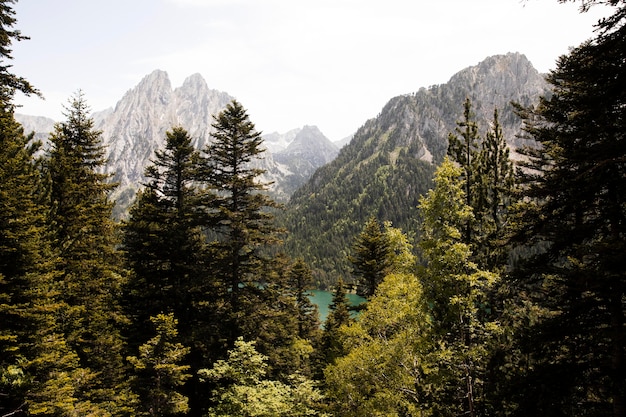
[
  {"left": 16, "top": 52, "right": 549, "bottom": 285},
  {"left": 16, "top": 70, "right": 341, "bottom": 217}
]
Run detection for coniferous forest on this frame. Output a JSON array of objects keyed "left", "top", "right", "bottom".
[{"left": 1, "top": 0, "right": 625, "bottom": 416}]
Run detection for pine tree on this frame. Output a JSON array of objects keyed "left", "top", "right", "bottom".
[
  {"left": 447, "top": 98, "right": 481, "bottom": 245},
  {"left": 123, "top": 127, "right": 208, "bottom": 349},
  {"left": 474, "top": 108, "right": 514, "bottom": 267},
  {"left": 0, "top": 4, "right": 100, "bottom": 413},
  {"left": 418, "top": 158, "right": 499, "bottom": 417},
  {"left": 0, "top": 101, "right": 86, "bottom": 417},
  {"left": 508, "top": 4, "right": 626, "bottom": 415},
  {"left": 288, "top": 258, "right": 321, "bottom": 342},
  {"left": 127, "top": 313, "right": 191, "bottom": 417},
  {"left": 448, "top": 100, "right": 515, "bottom": 269},
  {"left": 0, "top": 0, "right": 40, "bottom": 102},
  {"left": 122, "top": 126, "right": 214, "bottom": 416},
  {"left": 319, "top": 278, "right": 353, "bottom": 367},
  {"left": 349, "top": 217, "right": 393, "bottom": 298},
  {"left": 46, "top": 92, "right": 134, "bottom": 414},
  {"left": 199, "top": 99, "right": 283, "bottom": 338}
]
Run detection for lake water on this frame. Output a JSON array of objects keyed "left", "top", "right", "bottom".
[{"left": 308, "top": 289, "right": 366, "bottom": 323}]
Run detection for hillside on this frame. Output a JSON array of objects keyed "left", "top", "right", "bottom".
[{"left": 280, "top": 52, "right": 548, "bottom": 287}]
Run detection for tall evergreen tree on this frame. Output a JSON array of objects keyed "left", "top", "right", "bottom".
[
  {"left": 0, "top": 100, "right": 89, "bottom": 417},
  {"left": 508, "top": 3, "right": 626, "bottom": 415},
  {"left": 349, "top": 217, "right": 393, "bottom": 298},
  {"left": 447, "top": 97, "right": 481, "bottom": 245},
  {"left": 46, "top": 92, "right": 134, "bottom": 415},
  {"left": 475, "top": 108, "right": 514, "bottom": 267},
  {"left": 0, "top": 0, "right": 39, "bottom": 102},
  {"left": 123, "top": 126, "right": 208, "bottom": 348},
  {"left": 418, "top": 158, "right": 499, "bottom": 417},
  {"left": 319, "top": 278, "right": 353, "bottom": 367},
  {"left": 287, "top": 258, "right": 321, "bottom": 342},
  {"left": 0, "top": 3, "right": 101, "bottom": 414},
  {"left": 199, "top": 99, "right": 283, "bottom": 338},
  {"left": 122, "top": 126, "right": 213, "bottom": 416}
]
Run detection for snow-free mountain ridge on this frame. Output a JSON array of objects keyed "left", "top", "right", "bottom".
[{"left": 16, "top": 53, "right": 547, "bottom": 227}]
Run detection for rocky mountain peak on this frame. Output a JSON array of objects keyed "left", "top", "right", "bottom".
[
  {"left": 287, "top": 125, "right": 336, "bottom": 152},
  {"left": 285, "top": 53, "right": 549, "bottom": 282}
]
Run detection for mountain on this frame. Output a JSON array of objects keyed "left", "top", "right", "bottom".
[
  {"left": 273, "top": 126, "right": 339, "bottom": 196},
  {"left": 280, "top": 52, "right": 549, "bottom": 287},
  {"left": 16, "top": 70, "right": 337, "bottom": 217},
  {"left": 262, "top": 128, "right": 302, "bottom": 153},
  {"left": 14, "top": 114, "right": 55, "bottom": 146},
  {"left": 93, "top": 70, "right": 235, "bottom": 214}
]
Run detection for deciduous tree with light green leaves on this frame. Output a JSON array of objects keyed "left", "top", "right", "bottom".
[
  {"left": 199, "top": 337, "right": 328, "bottom": 417},
  {"left": 324, "top": 272, "right": 431, "bottom": 417}
]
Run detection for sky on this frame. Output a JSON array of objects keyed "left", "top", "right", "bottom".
[{"left": 11, "top": 0, "right": 612, "bottom": 141}]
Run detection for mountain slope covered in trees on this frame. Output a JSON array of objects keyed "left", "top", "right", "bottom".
[{"left": 281, "top": 52, "right": 548, "bottom": 286}]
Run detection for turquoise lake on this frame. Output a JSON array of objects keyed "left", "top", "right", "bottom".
[{"left": 308, "top": 290, "right": 366, "bottom": 323}]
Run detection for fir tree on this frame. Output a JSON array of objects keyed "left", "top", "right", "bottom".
[
  {"left": 287, "top": 258, "right": 321, "bottom": 342},
  {"left": 46, "top": 92, "right": 134, "bottom": 414},
  {"left": 418, "top": 158, "right": 499, "bottom": 417},
  {"left": 447, "top": 97, "right": 481, "bottom": 245},
  {"left": 349, "top": 217, "right": 393, "bottom": 298},
  {"left": 122, "top": 126, "right": 214, "bottom": 416},
  {"left": 127, "top": 313, "right": 191, "bottom": 417},
  {"left": 199, "top": 99, "right": 283, "bottom": 339},
  {"left": 319, "top": 278, "right": 353, "bottom": 367},
  {"left": 0, "top": 101, "right": 89, "bottom": 417},
  {"left": 123, "top": 126, "right": 208, "bottom": 349},
  {"left": 508, "top": 4, "right": 626, "bottom": 415},
  {"left": 475, "top": 108, "right": 514, "bottom": 267},
  {"left": 0, "top": 0, "right": 40, "bottom": 102}
]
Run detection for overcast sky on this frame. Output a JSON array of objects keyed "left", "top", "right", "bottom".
[{"left": 11, "top": 0, "right": 611, "bottom": 140}]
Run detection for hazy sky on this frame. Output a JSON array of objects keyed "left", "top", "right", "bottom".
[{"left": 11, "top": 0, "right": 611, "bottom": 140}]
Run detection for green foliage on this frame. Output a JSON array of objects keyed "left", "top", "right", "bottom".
[
  {"left": 0, "top": 0, "right": 40, "bottom": 102},
  {"left": 127, "top": 313, "right": 191, "bottom": 417},
  {"left": 348, "top": 217, "right": 394, "bottom": 298},
  {"left": 417, "top": 158, "right": 500, "bottom": 417},
  {"left": 287, "top": 258, "right": 321, "bottom": 343},
  {"left": 200, "top": 99, "right": 283, "bottom": 324},
  {"left": 199, "top": 338, "right": 327, "bottom": 417},
  {"left": 324, "top": 272, "right": 430, "bottom": 416},
  {"left": 122, "top": 126, "right": 208, "bottom": 351},
  {"left": 280, "top": 97, "right": 434, "bottom": 287},
  {"left": 319, "top": 278, "right": 353, "bottom": 367},
  {"left": 45, "top": 91, "right": 133, "bottom": 414},
  {"left": 0, "top": 88, "right": 98, "bottom": 415},
  {"left": 506, "top": 5, "right": 626, "bottom": 415}
]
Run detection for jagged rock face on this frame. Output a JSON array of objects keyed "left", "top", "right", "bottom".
[
  {"left": 96, "top": 70, "right": 233, "bottom": 191},
  {"left": 15, "top": 70, "right": 338, "bottom": 216},
  {"left": 273, "top": 125, "right": 339, "bottom": 196},
  {"left": 348, "top": 52, "right": 548, "bottom": 166},
  {"left": 262, "top": 128, "right": 302, "bottom": 153},
  {"left": 14, "top": 114, "right": 55, "bottom": 147}
]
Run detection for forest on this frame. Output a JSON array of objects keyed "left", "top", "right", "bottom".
[{"left": 1, "top": 0, "right": 625, "bottom": 416}]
